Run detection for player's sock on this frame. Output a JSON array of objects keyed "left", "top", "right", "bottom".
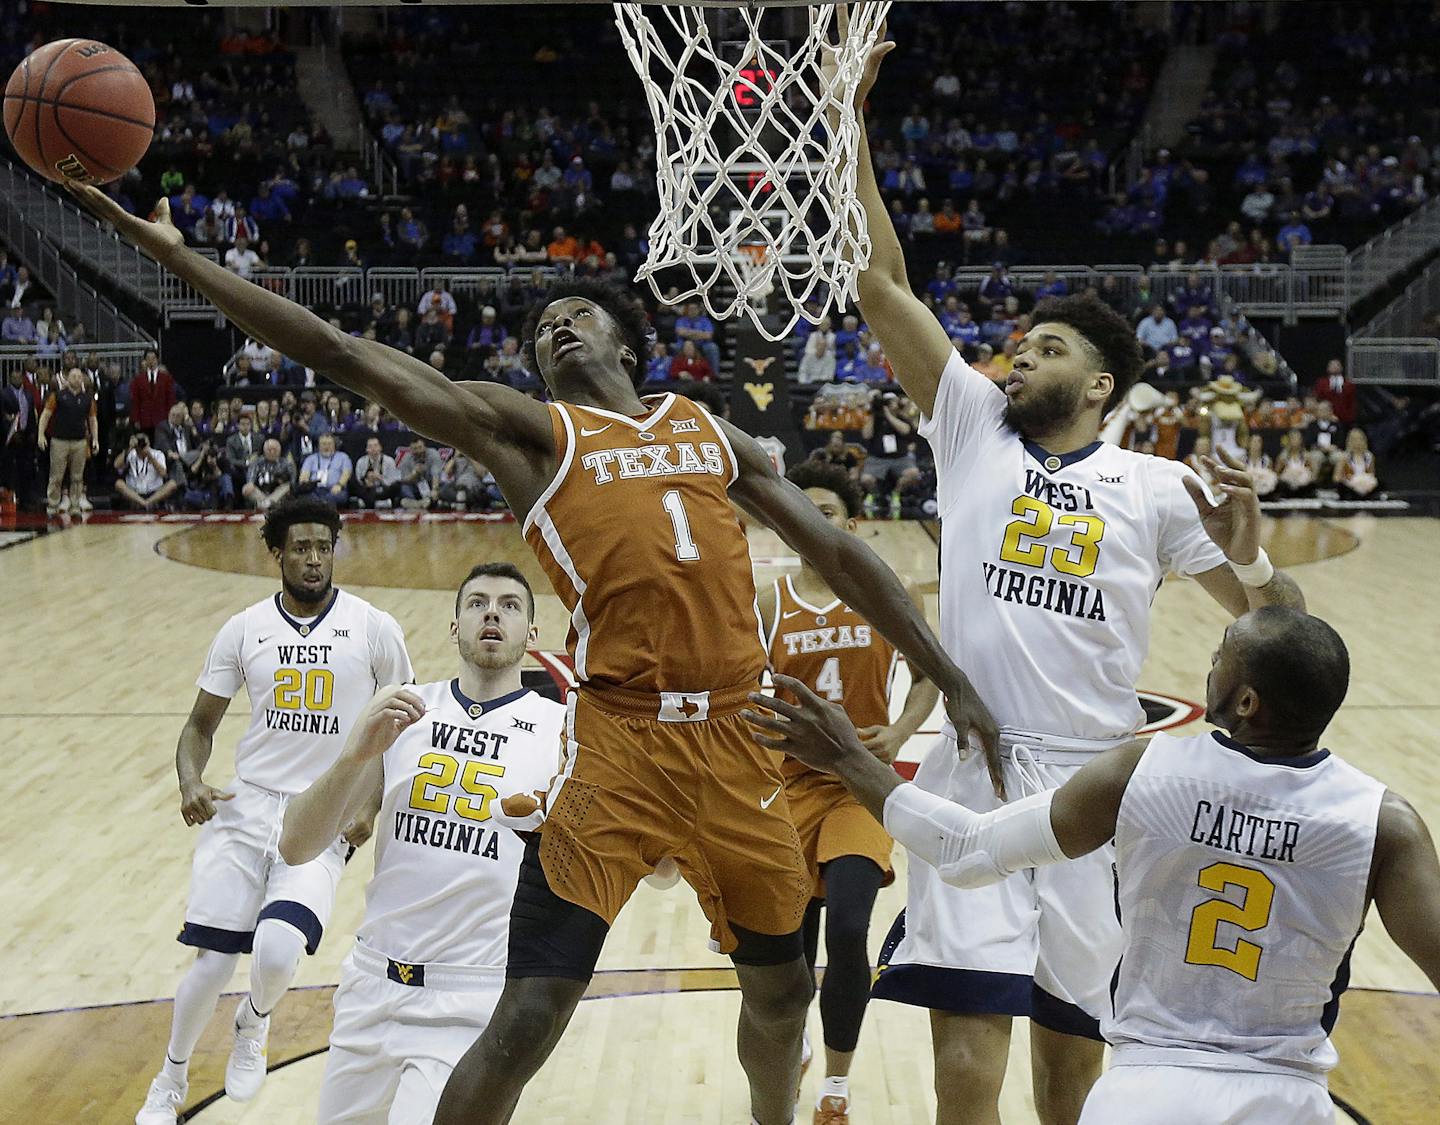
[
  {"left": 248, "top": 918, "right": 307, "bottom": 1015},
  {"left": 818, "top": 1075, "right": 849, "bottom": 1105},
  {"left": 160, "top": 1055, "right": 188, "bottom": 1086},
  {"left": 165, "top": 949, "right": 239, "bottom": 1070}
]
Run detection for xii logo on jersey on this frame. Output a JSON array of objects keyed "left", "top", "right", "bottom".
[
  {"left": 670, "top": 417, "right": 701, "bottom": 434},
  {"left": 512, "top": 718, "right": 536, "bottom": 733}
]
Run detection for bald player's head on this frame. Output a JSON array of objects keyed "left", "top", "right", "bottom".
[{"left": 1205, "top": 607, "right": 1350, "bottom": 746}]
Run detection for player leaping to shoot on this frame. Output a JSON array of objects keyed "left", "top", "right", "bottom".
[{"left": 70, "top": 180, "right": 997, "bottom": 1125}]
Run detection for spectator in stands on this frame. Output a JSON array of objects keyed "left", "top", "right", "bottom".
[
  {"left": 1, "top": 366, "right": 38, "bottom": 506},
  {"left": 242, "top": 437, "right": 294, "bottom": 510},
  {"left": 1243, "top": 434, "right": 1278, "bottom": 499},
  {"left": 547, "top": 226, "right": 580, "bottom": 262},
  {"left": 437, "top": 453, "right": 497, "bottom": 510},
  {"left": 933, "top": 199, "right": 963, "bottom": 237},
  {"left": 853, "top": 342, "right": 890, "bottom": 384},
  {"left": 113, "top": 433, "right": 178, "bottom": 511},
  {"left": 1035, "top": 270, "right": 1067, "bottom": 300},
  {"left": 223, "top": 205, "right": 260, "bottom": 246},
  {"left": 1333, "top": 429, "right": 1379, "bottom": 499},
  {"left": 37, "top": 365, "right": 98, "bottom": 517},
  {"left": 353, "top": 435, "right": 402, "bottom": 509},
  {"left": 645, "top": 341, "right": 672, "bottom": 384},
  {"left": 249, "top": 183, "right": 291, "bottom": 228},
  {"left": 397, "top": 207, "right": 428, "bottom": 253},
  {"left": 2, "top": 306, "right": 35, "bottom": 345},
  {"left": 1276, "top": 429, "right": 1316, "bottom": 497},
  {"left": 674, "top": 302, "right": 721, "bottom": 373},
  {"left": 443, "top": 217, "right": 478, "bottom": 264},
  {"left": 1312, "top": 357, "right": 1356, "bottom": 424},
  {"left": 466, "top": 306, "right": 507, "bottom": 353},
  {"left": 192, "top": 210, "right": 226, "bottom": 247},
  {"left": 299, "top": 431, "right": 352, "bottom": 506},
  {"left": 224, "top": 235, "right": 263, "bottom": 279},
  {"left": 976, "top": 263, "right": 1013, "bottom": 312},
  {"left": 417, "top": 282, "right": 459, "bottom": 330},
  {"left": 910, "top": 199, "right": 936, "bottom": 236},
  {"left": 962, "top": 200, "right": 990, "bottom": 247},
  {"left": 669, "top": 340, "right": 713, "bottom": 382},
  {"left": 1240, "top": 182, "right": 1276, "bottom": 224},
  {"left": 1304, "top": 399, "right": 1346, "bottom": 467},
  {"left": 811, "top": 430, "right": 862, "bottom": 479},
  {"left": 1276, "top": 212, "right": 1313, "bottom": 253},
  {"left": 129, "top": 350, "right": 178, "bottom": 434},
  {"left": 5, "top": 265, "right": 35, "bottom": 309},
  {"left": 415, "top": 309, "right": 452, "bottom": 358},
  {"left": 386, "top": 308, "right": 416, "bottom": 354},
  {"left": 154, "top": 402, "right": 200, "bottom": 470},
  {"left": 169, "top": 185, "right": 209, "bottom": 234},
  {"left": 1135, "top": 304, "right": 1179, "bottom": 354},
  {"left": 798, "top": 336, "right": 837, "bottom": 385},
  {"left": 428, "top": 349, "right": 449, "bottom": 376},
  {"left": 182, "top": 440, "right": 233, "bottom": 510},
  {"left": 399, "top": 437, "right": 443, "bottom": 510},
  {"left": 226, "top": 411, "right": 261, "bottom": 489}
]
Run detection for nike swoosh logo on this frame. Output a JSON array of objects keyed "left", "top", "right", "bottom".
[
  {"left": 760, "top": 785, "right": 782, "bottom": 810},
  {"left": 781, "top": 609, "right": 804, "bottom": 620},
  {"left": 258, "top": 635, "right": 272, "bottom": 644},
  {"left": 580, "top": 425, "right": 612, "bottom": 437}
]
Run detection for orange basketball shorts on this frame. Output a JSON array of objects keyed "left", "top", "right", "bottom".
[
  {"left": 783, "top": 764, "right": 895, "bottom": 897},
  {"left": 539, "top": 682, "right": 811, "bottom": 953}
]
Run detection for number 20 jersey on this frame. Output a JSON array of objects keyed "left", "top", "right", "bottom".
[
  {"left": 919, "top": 353, "right": 1227, "bottom": 739},
  {"left": 197, "top": 590, "right": 413, "bottom": 794},
  {"left": 1107, "top": 730, "right": 1385, "bottom": 1080}
]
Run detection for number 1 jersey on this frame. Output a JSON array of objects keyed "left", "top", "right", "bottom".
[
  {"left": 919, "top": 352, "right": 1227, "bottom": 739},
  {"left": 197, "top": 590, "right": 413, "bottom": 794}
]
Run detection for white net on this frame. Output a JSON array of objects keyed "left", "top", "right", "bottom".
[{"left": 614, "top": 2, "right": 891, "bottom": 341}]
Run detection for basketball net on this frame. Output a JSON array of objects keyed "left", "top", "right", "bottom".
[{"left": 614, "top": 2, "right": 891, "bottom": 341}]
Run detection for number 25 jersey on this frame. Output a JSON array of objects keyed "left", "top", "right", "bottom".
[
  {"left": 523, "top": 393, "right": 765, "bottom": 695},
  {"left": 919, "top": 353, "right": 1227, "bottom": 739}
]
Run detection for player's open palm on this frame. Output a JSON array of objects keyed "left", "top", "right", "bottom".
[
  {"left": 350, "top": 685, "right": 427, "bottom": 762},
  {"left": 1184, "top": 448, "right": 1262, "bottom": 565},
  {"left": 64, "top": 181, "right": 185, "bottom": 261}
]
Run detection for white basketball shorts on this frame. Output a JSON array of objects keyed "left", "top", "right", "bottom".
[
  {"left": 179, "top": 778, "right": 349, "bottom": 956},
  {"left": 1080, "top": 1064, "right": 1334, "bottom": 1124},
  {"left": 872, "top": 729, "right": 1127, "bottom": 1038},
  {"left": 317, "top": 945, "right": 505, "bottom": 1125}
]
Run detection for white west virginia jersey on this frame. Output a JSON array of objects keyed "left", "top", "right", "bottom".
[
  {"left": 197, "top": 590, "right": 413, "bottom": 794},
  {"left": 358, "top": 680, "right": 565, "bottom": 968},
  {"left": 1107, "top": 730, "right": 1386, "bottom": 1081},
  {"left": 919, "top": 352, "right": 1227, "bottom": 739}
]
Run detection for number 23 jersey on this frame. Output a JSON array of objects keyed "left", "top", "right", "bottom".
[
  {"left": 919, "top": 353, "right": 1226, "bottom": 739},
  {"left": 197, "top": 590, "right": 413, "bottom": 794}
]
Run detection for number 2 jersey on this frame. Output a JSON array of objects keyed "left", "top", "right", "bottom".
[
  {"left": 766, "top": 574, "right": 898, "bottom": 780},
  {"left": 522, "top": 393, "right": 765, "bottom": 696},
  {"left": 919, "top": 352, "right": 1227, "bottom": 739},
  {"left": 359, "top": 680, "right": 566, "bottom": 967},
  {"left": 197, "top": 589, "right": 413, "bottom": 794},
  {"left": 1107, "top": 730, "right": 1385, "bottom": 1081}
]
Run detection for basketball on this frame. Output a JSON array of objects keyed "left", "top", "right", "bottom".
[{"left": 3, "top": 38, "right": 154, "bottom": 185}]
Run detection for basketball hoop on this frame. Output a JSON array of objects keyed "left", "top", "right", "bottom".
[{"left": 614, "top": 2, "right": 892, "bottom": 341}]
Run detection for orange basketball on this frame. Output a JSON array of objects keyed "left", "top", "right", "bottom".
[{"left": 3, "top": 38, "right": 155, "bottom": 184}]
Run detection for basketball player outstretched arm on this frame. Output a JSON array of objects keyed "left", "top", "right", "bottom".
[
  {"left": 840, "top": 31, "right": 952, "bottom": 418},
  {"left": 280, "top": 685, "right": 427, "bottom": 866},
  {"left": 64, "top": 185, "right": 558, "bottom": 513},
  {"left": 1369, "top": 792, "right": 1440, "bottom": 990},
  {"left": 722, "top": 417, "right": 1003, "bottom": 793},
  {"left": 748, "top": 674, "right": 1148, "bottom": 882}
]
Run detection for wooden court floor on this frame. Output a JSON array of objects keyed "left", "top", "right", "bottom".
[{"left": 1, "top": 514, "right": 1437, "bottom": 1123}]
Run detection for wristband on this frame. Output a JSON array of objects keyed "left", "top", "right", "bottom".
[{"left": 1230, "top": 548, "right": 1274, "bottom": 588}]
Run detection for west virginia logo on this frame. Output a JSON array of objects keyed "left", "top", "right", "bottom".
[
  {"left": 744, "top": 381, "right": 775, "bottom": 412},
  {"left": 387, "top": 959, "right": 424, "bottom": 986},
  {"left": 395, "top": 963, "right": 414, "bottom": 984}
]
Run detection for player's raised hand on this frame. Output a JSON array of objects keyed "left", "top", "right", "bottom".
[
  {"left": 1184, "top": 447, "right": 1262, "bottom": 566},
  {"left": 822, "top": 5, "right": 895, "bottom": 115},
  {"left": 945, "top": 679, "right": 1005, "bottom": 800},
  {"left": 63, "top": 182, "right": 185, "bottom": 262},
  {"left": 744, "top": 675, "right": 865, "bottom": 772},
  {"left": 179, "top": 779, "right": 234, "bottom": 827},
  {"left": 347, "top": 685, "right": 427, "bottom": 763},
  {"left": 857, "top": 724, "right": 906, "bottom": 765}
]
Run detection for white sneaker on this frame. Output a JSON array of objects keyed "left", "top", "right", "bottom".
[
  {"left": 224, "top": 1000, "right": 270, "bottom": 1102},
  {"left": 135, "top": 1073, "right": 186, "bottom": 1124},
  {"left": 59, "top": 494, "right": 71, "bottom": 513},
  {"left": 78, "top": 495, "right": 93, "bottom": 512}
]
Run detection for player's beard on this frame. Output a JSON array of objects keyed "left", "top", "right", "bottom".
[
  {"left": 1003, "top": 377, "right": 1087, "bottom": 438},
  {"left": 459, "top": 631, "right": 527, "bottom": 671},
  {"left": 282, "top": 572, "right": 332, "bottom": 611}
]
